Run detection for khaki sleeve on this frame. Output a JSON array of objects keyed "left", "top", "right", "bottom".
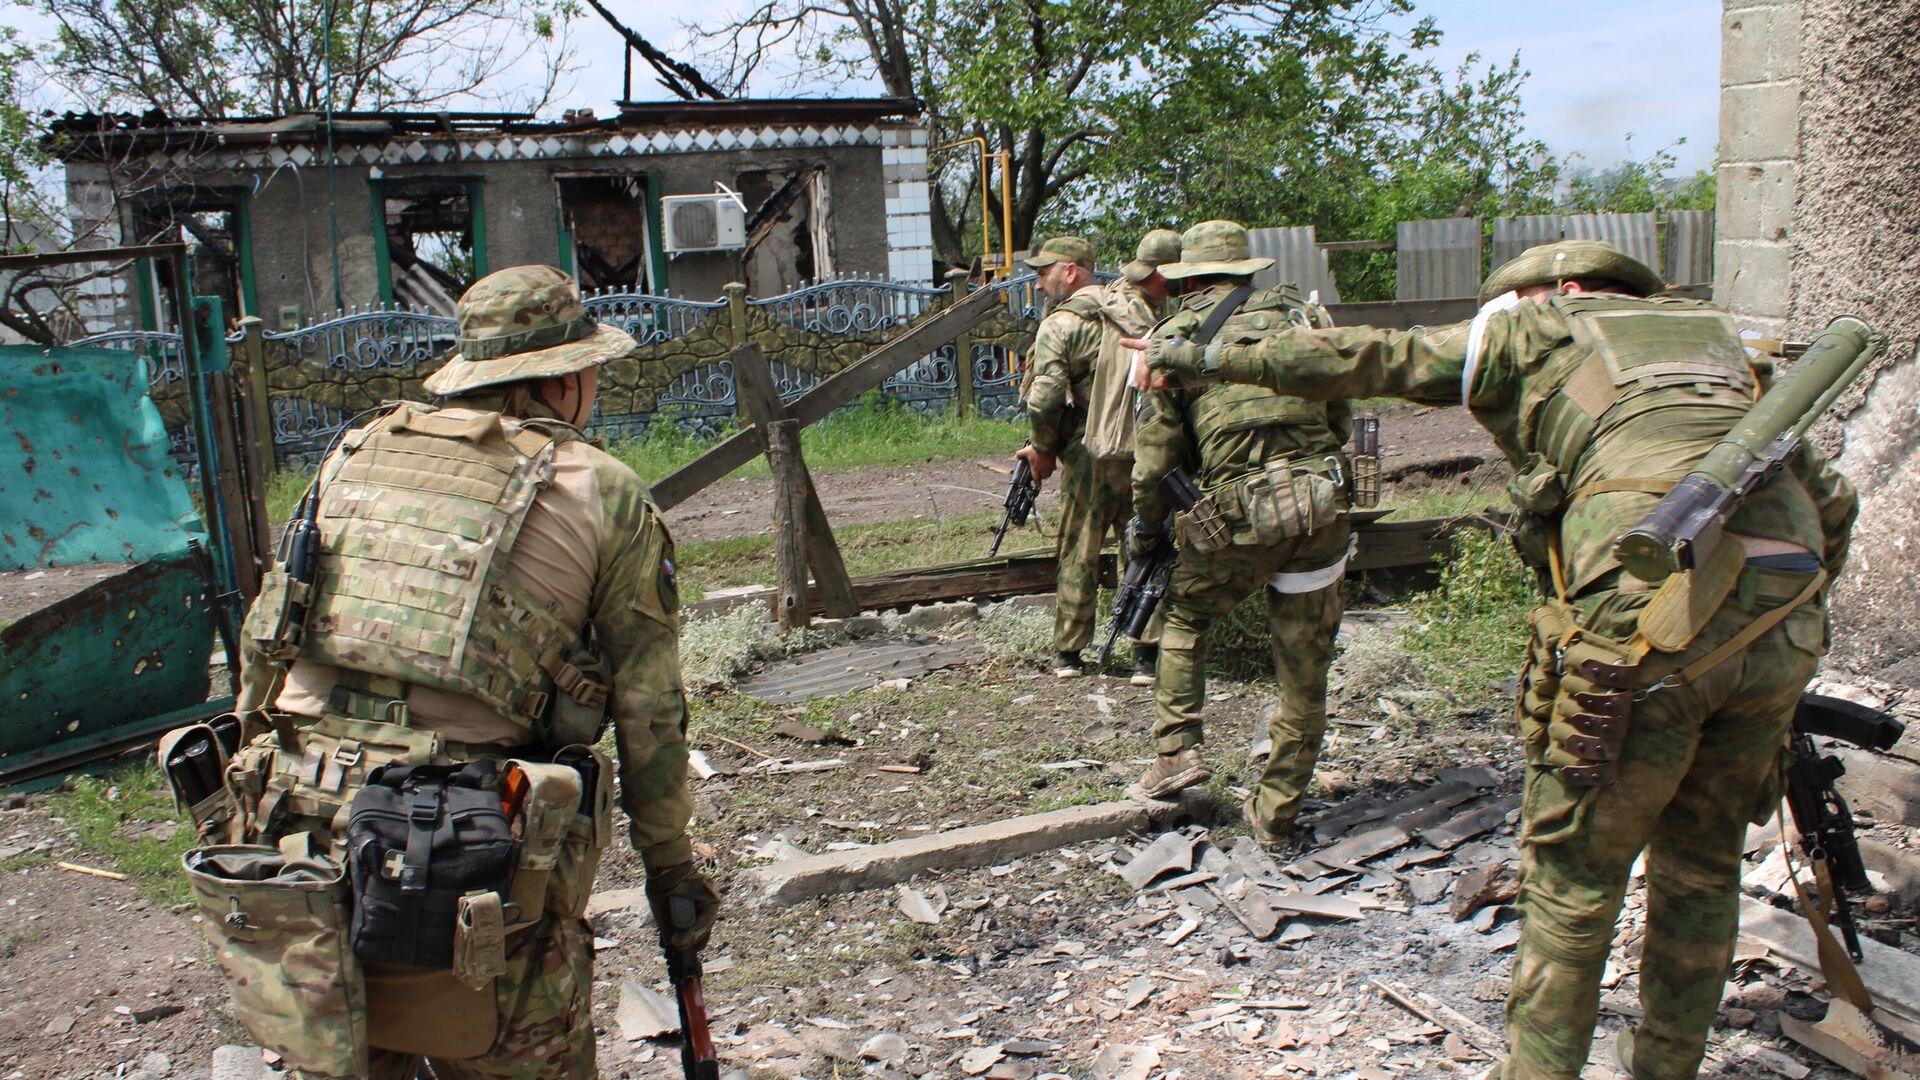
[
  {"left": 1131, "top": 392, "right": 1191, "bottom": 528},
  {"left": 1215, "top": 320, "right": 1477, "bottom": 406},
  {"left": 1795, "top": 446, "right": 1859, "bottom": 578},
  {"left": 1026, "top": 312, "right": 1097, "bottom": 454},
  {"left": 591, "top": 470, "right": 695, "bottom": 870}
]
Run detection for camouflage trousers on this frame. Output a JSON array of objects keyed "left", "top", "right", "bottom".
[
  {"left": 1151, "top": 519, "right": 1350, "bottom": 832},
  {"left": 1055, "top": 441, "right": 1160, "bottom": 654},
  {"left": 1501, "top": 569, "right": 1826, "bottom": 1080}
]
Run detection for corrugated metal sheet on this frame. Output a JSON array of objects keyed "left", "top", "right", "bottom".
[
  {"left": 1665, "top": 210, "right": 1715, "bottom": 285},
  {"left": 1247, "top": 226, "right": 1341, "bottom": 304},
  {"left": 1396, "top": 218, "right": 1483, "bottom": 300},
  {"left": 1490, "top": 213, "right": 1659, "bottom": 270}
]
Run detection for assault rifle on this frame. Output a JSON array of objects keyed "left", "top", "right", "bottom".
[
  {"left": 990, "top": 443, "right": 1039, "bottom": 556},
  {"left": 1785, "top": 693, "right": 1906, "bottom": 962},
  {"left": 664, "top": 899, "right": 720, "bottom": 1080},
  {"left": 1098, "top": 469, "right": 1209, "bottom": 664}
]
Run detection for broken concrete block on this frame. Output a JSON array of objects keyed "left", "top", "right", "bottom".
[
  {"left": 210, "top": 1047, "right": 269, "bottom": 1080},
  {"left": 892, "top": 601, "right": 981, "bottom": 632},
  {"left": 1832, "top": 746, "right": 1920, "bottom": 826},
  {"left": 859, "top": 1032, "right": 909, "bottom": 1064},
  {"left": 616, "top": 976, "right": 680, "bottom": 1040}
]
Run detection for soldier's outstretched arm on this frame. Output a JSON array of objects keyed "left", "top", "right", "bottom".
[
  {"left": 592, "top": 482, "right": 696, "bottom": 871},
  {"left": 1208, "top": 322, "right": 1474, "bottom": 405}
]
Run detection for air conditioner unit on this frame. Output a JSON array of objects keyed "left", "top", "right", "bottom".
[{"left": 662, "top": 191, "right": 747, "bottom": 254}]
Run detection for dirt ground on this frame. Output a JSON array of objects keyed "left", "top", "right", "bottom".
[
  {"left": 663, "top": 403, "right": 1497, "bottom": 544},
  {"left": 3, "top": 616, "right": 1903, "bottom": 1079}
]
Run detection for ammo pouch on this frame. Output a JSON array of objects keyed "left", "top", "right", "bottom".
[
  {"left": 345, "top": 760, "right": 515, "bottom": 970},
  {"left": 535, "top": 641, "right": 611, "bottom": 749},
  {"left": 185, "top": 845, "right": 367, "bottom": 1077},
  {"left": 1173, "top": 492, "right": 1233, "bottom": 555},
  {"left": 245, "top": 568, "right": 312, "bottom": 664},
  {"left": 229, "top": 714, "right": 449, "bottom": 851},
  {"left": 1234, "top": 460, "right": 1345, "bottom": 546},
  {"left": 158, "top": 714, "right": 243, "bottom": 840}
]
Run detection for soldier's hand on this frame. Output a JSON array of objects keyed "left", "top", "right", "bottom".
[
  {"left": 1126, "top": 517, "right": 1163, "bottom": 561},
  {"left": 1015, "top": 443, "right": 1057, "bottom": 484},
  {"left": 646, "top": 861, "right": 721, "bottom": 952},
  {"left": 1145, "top": 334, "right": 1203, "bottom": 378}
]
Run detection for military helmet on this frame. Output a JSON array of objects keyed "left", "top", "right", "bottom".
[
  {"left": 421, "top": 265, "right": 637, "bottom": 397},
  {"left": 1023, "top": 235, "right": 1097, "bottom": 271},
  {"left": 1478, "top": 240, "right": 1666, "bottom": 306},
  {"left": 1122, "top": 228, "right": 1182, "bottom": 282},
  {"left": 1158, "top": 220, "right": 1274, "bottom": 280}
]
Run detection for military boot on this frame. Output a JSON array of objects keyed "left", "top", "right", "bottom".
[
  {"left": 1130, "top": 645, "right": 1159, "bottom": 687},
  {"left": 1054, "top": 651, "right": 1085, "bottom": 678},
  {"left": 1242, "top": 794, "right": 1300, "bottom": 853},
  {"left": 1138, "top": 749, "right": 1210, "bottom": 799}
]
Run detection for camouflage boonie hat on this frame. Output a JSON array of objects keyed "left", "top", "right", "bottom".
[
  {"left": 1023, "top": 236, "right": 1097, "bottom": 271},
  {"left": 1478, "top": 240, "right": 1666, "bottom": 305},
  {"left": 1122, "top": 228, "right": 1182, "bottom": 282},
  {"left": 1159, "top": 220, "right": 1274, "bottom": 280},
  {"left": 421, "top": 265, "right": 637, "bottom": 396}
]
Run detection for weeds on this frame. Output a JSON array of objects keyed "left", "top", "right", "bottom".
[
  {"left": 265, "top": 467, "right": 315, "bottom": 523},
  {"left": 48, "top": 765, "right": 195, "bottom": 907},
  {"left": 1399, "top": 527, "right": 1533, "bottom": 709}
]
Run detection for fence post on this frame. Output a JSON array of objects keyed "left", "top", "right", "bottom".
[
  {"left": 234, "top": 318, "right": 276, "bottom": 481},
  {"left": 725, "top": 281, "right": 749, "bottom": 350},
  {"left": 766, "top": 418, "right": 811, "bottom": 632},
  {"left": 946, "top": 268, "right": 976, "bottom": 419}
]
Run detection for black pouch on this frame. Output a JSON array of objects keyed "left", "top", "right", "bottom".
[{"left": 346, "top": 760, "right": 516, "bottom": 969}]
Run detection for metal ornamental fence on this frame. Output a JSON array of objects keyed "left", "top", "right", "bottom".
[{"left": 74, "top": 272, "right": 1043, "bottom": 469}]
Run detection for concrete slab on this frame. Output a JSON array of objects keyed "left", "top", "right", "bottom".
[{"left": 750, "top": 792, "right": 1202, "bottom": 905}]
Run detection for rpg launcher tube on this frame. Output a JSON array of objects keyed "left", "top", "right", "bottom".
[{"left": 1614, "top": 316, "right": 1880, "bottom": 583}]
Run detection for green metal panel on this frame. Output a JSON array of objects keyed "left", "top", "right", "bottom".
[
  {"left": 0, "top": 556, "right": 223, "bottom": 788},
  {"left": 369, "top": 178, "right": 395, "bottom": 305},
  {"left": 554, "top": 187, "right": 576, "bottom": 276},
  {"left": 234, "top": 199, "right": 261, "bottom": 318},
  {"left": 645, "top": 173, "right": 668, "bottom": 292},
  {"left": 0, "top": 346, "right": 203, "bottom": 568}
]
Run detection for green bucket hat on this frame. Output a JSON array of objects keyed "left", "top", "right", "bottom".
[
  {"left": 1022, "top": 236, "right": 1097, "bottom": 271},
  {"left": 421, "top": 265, "right": 637, "bottom": 397},
  {"left": 1478, "top": 240, "right": 1667, "bottom": 305},
  {"left": 1159, "top": 220, "right": 1274, "bottom": 280},
  {"left": 1122, "top": 228, "right": 1182, "bottom": 282}
]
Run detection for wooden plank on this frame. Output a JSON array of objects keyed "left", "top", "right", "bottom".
[
  {"left": 649, "top": 427, "right": 763, "bottom": 511},
  {"left": 1325, "top": 297, "right": 1476, "bottom": 331},
  {"left": 787, "top": 285, "right": 1007, "bottom": 428},
  {"left": 1740, "top": 896, "right": 1920, "bottom": 1023},
  {"left": 799, "top": 483, "right": 860, "bottom": 617},
  {"left": 767, "top": 419, "right": 809, "bottom": 632},
  {"left": 1318, "top": 239, "right": 1396, "bottom": 253}
]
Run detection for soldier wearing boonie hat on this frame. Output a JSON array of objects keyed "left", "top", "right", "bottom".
[
  {"left": 1142, "top": 238, "right": 1860, "bottom": 1080},
  {"left": 1125, "top": 220, "right": 1353, "bottom": 854},
  {"left": 209, "top": 265, "right": 718, "bottom": 1078}
]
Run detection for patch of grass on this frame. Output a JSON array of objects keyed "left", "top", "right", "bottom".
[
  {"left": 0, "top": 925, "right": 44, "bottom": 959},
  {"left": 48, "top": 765, "right": 195, "bottom": 907},
  {"left": 608, "top": 395, "right": 1024, "bottom": 483},
  {"left": 1399, "top": 527, "right": 1533, "bottom": 709},
  {"left": 266, "top": 466, "right": 315, "bottom": 524},
  {"left": 0, "top": 851, "right": 50, "bottom": 872}
]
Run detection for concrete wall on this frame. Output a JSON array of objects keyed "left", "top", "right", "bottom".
[{"left": 1717, "top": 0, "right": 1920, "bottom": 680}]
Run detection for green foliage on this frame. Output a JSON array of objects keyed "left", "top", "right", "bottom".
[
  {"left": 1560, "top": 138, "right": 1717, "bottom": 215},
  {"left": 1400, "top": 527, "right": 1533, "bottom": 707},
  {"left": 49, "top": 765, "right": 196, "bottom": 906},
  {"left": 27, "top": 0, "right": 577, "bottom": 117},
  {"left": 266, "top": 466, "right": 316, "bottom": 524}
]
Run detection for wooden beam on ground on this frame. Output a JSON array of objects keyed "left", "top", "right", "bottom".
[
  {"left": 749, "top": 792, "right": 1202, "bottom": 905},
  {"left": 766, "top": 419, "right": 809, "bottom": 632},
  {"left": 1740, "top": 896, "right": 1920, "bottom": 1024}
]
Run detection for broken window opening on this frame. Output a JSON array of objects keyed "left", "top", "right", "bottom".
[
  {"left": 132, "top": 194, "right": 251, "bottom": 330},
  {"left": 556, "top": 174, "right": 658, "bottom": 293},
  {"left": 738, "top": 165, "right": 833, "bottom": 296},
  {"left": 380, "top": 179, "right": 484, "bottom": 316}
]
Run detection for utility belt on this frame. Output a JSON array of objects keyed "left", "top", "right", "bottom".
[
  {"left": 1518, "top": 537, "right": 1828, "bottom": 788},
  {"left": 1177, "top": 454, "right": 1350, "bottom": 555},
  {"left": 163, "top": 708, "right": 613, "bottom": 1072}
]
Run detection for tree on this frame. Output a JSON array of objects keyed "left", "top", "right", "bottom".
[
  {"left": 689, "top": 0, "right": 1557, "bottom": 271},
  {"left": 30, "top": 0, "right": 581, "bottom": 118},
  {"left": 1559, "top": 138, "right": 1715, "bottom": 215}
]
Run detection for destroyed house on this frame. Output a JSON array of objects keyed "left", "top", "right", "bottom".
[{"left": 46, "top": 98, "right": 935, "bottom": 335}]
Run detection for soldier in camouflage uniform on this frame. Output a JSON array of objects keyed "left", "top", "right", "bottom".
[
  {"left": 1129, "top": 221, "right": 1356, "bottom": 849},
  {"left": 208, "top": 266, "right": 719, "bottom": 1078},
  {"left": 1142, "top": 240, "right": 1859, "bottom": 1079},
  {"left": 1018, "top": 233, "right": 1177, "bottom": 681}
]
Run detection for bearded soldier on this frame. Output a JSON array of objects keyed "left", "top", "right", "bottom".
[
  {"left": 1017, "top": 232, "right": 1177, "bottom": 682},
  {"left": 189, "top": 266, "right": 718, "bottom": 1079},
  {"left": 1128, "top": 220, "right": 1355, "bottom": 851},
  {"left": 1140, "top": 240, "right": 1860, "bottom": 1079}
]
